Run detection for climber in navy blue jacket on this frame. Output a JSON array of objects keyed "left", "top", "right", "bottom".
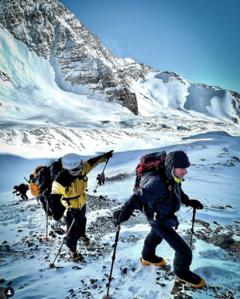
[{"left": 113, "top": 150, "right": 205, "bottom": 288}]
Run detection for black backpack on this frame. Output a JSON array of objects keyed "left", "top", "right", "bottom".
[
  {"left": 133, "top": 151, "right": 167, "bottom": 191},
  {"left": 49, "top": 159, "right": 62, "bottom": 182}
]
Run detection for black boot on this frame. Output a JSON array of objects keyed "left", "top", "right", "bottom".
[
  {"left": 68, "top": 250, "right": 84, "bottom": 261},
  {"left": 79, "top": 234, "right": 90, "bottom": 245},
  {"left": 177, "top": 270, "right": 205, "bottom": 288},
  {"left": 141, "top": 255, "right": 166, "bottom": 266}
]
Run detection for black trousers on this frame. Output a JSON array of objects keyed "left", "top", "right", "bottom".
[
  {"left": 14, "top": 191, "right": 28, "bottom": 200},
  {"left": 38, "top": 194, "right": 53, "bottom": 216},
  {"left": 142, "top": 223, "right": 192, "bottom": 277},
  {"left": 64, "top": 204, "right": 87, "bottom": 251},
  {"left": 48, "top": 195, "right": 65, "bottom": 221}
]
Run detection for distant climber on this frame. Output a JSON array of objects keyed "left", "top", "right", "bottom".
[
  {"left": 97, "top": 173, "right": 102, "bottom": 185},
  {"left": 13, "top": 183, "right": 29, "bottom": 200}
]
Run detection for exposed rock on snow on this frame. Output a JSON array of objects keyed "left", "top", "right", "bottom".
[{"left": 210, "top": 234, "right": 235, "bottom": 249}]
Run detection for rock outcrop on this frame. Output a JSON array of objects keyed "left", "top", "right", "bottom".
[{"left": 0, "top": 0, "right": 156, "bottom": 115}]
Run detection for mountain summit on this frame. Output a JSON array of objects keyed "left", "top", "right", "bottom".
[{"left": 0, "top": 0, "right": 156, "bottom": 114}]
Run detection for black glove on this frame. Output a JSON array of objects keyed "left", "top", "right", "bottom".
[
  {"left": 171, "top": 214, "right": 179, "bottom": 230},
  {"left": 188, "top": 199, "right": 203, "bottom": 210},
  {"left": 29, "top": 174, "right": 34, "bottom": 181},
  {"left": 112, "top": 208, "right": 131, "bottom": 226},
  {"left": 104, "top": 150, "right": 114, "bottom": 160}
]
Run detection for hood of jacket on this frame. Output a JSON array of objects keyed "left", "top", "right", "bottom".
[{"left": 165, "top": 150, "right": 190, "bottom": 180}]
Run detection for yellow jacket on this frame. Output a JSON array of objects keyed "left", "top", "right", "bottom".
[{"left": 51, "top": 155, "right": 106, "bottom": 215}]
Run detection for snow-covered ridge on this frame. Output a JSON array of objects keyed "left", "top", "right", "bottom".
[{"left": 0, "top": 26, "right": 240, "bottom": 158}]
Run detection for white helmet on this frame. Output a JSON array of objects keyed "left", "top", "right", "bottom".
[{"left": 62, "top": 153, "right": 83, "bottom": 176}]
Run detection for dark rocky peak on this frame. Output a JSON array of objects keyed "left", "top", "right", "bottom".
[{"left": 0, "top": 0, "right": 156, "bottom": 114}]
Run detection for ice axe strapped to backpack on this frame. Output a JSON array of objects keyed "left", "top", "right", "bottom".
[{"left": 133, "top": 150, "right": 167, "bottom": 191}]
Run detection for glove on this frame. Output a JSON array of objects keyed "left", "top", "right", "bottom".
[
  {"left": 29, "top": 174, "right": 34, "bottom": 181},
  {"left": 188, "top": 199, "right": 203, "bottom": 210},
  {"left": 171, "top": 214, "right": 179, "bottom": 230},
  {"left": 112, "top": 208, "right": 131, "bottom": 226},
  {"left": 104, "top": 150, "right": 114, "bottom": 160}
]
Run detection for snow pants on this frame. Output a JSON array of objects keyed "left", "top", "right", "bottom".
[
  {"left": 38, "top": 194, "right": 53, "bottom": 216},
  {"left": 64, "top": 204, "right": 87, "bottom": 251},
  {"left": 142, "top": 223, "right": 192, "bottom": 277},
  {"left": 20, "top": 193, "right": 28, "bottom": 200},
  {"left": 13, "top": 190, "right": 28, "bottom": 200},
  {"left": 48, "top": 194, "right": 65, "bottom": 221},
  {"left": 18, "top": 193, "right": 28, "bottom": 200}
]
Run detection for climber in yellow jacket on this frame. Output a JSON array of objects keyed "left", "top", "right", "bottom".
[{"left": 50, "top": 150, "right": 114, "bottom": 261}]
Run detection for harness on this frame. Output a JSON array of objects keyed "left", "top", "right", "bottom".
[{"left": 62, "top": 194, "right": 81, "bottom": 206}]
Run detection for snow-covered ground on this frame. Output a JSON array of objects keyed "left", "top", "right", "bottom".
[
  {"left": 0, "top": 26, "right": 240, "bottom": 299},
  {"left": 1, "top": 135, "right": 240, "bottom": 299}
]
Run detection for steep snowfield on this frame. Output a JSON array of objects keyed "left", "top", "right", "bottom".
[
  {"left": 1, "top": 27, "right": 239, "bottom": 161},
  {"left": 0, "top": 27, "right": 132, "bottom": 127}
]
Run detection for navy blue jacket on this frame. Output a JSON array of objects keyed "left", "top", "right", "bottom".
[{"left": 123, "top": 171, "right": 190, "bottom": 228}]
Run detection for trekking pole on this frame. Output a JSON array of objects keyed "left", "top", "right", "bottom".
[
  {"left": 93, "top": 157, "right": 110, "bottom": 193},
  {"left": 44, "top": 200, "right": 49, "bottom": 241},
  {"left": 102, "top": 224, "right": 121, "bottom": 299},
  {"left": 49, "top": 218, "right": 76, "bottom": 268},
  {"left": 190, "top": 207, "right": 196, "bottom": 248},
  {"left": 93, "top": 180, "right": 99, "bottom": 194}
]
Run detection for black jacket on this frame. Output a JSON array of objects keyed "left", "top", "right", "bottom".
[
  {"left": 123, "top": 172, "right": 190, "bottom": 228},
  {"left": 122, "top": 150, "right": 191, "bottom": 228}
]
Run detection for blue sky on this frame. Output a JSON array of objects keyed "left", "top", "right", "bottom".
[{"left": 59, "top": 0, "right": 240, "bottom": 94}]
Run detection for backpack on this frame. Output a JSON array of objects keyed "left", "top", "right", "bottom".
[
  {"left": 133, "top": 150, "right": 167, "bottom": 191},
  {"left": 49, "top": 160, "right": 62, "bottom": 182},
  {"left": 29, "top": 166, "right": 43, "bottom": 196}
]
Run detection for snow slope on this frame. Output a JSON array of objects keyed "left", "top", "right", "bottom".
[{"left": 1, "top": 134, "right": 240, "bottom": 299}]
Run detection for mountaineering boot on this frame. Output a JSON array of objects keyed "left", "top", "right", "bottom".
[
  {"left": 68, "top": 250, "right": 84, "bottom": 262},
  {"left": 59, "top": 218, "right": 65, "bottom": 226},
  {"left": 176, "top": 270, "right": 205, "bottom": 288},
  {"left": 51, "top": 220, "right": 65, "bottom": 235},
  {"left": 141, "top": 255, "right": 166, "bottom": 266},
  {"left": 79, "top": 234, "right": 90, "bottom": 244}
]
